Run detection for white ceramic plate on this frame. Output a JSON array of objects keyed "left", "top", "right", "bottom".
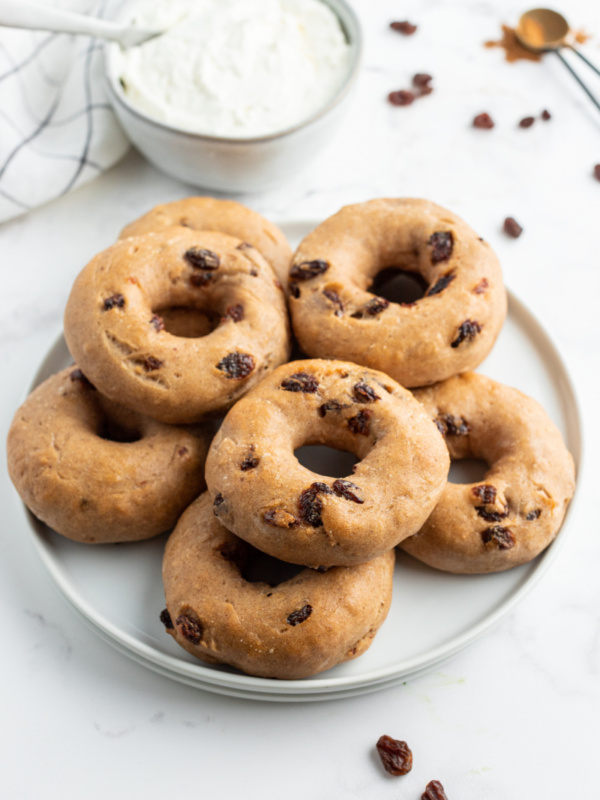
[{"left": 19, "top": 220, "right": 581, "bottom": 702}]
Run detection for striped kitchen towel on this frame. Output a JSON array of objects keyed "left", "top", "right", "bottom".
[{"left": 0, "top": 0, "right": 129, "bottom": 223}]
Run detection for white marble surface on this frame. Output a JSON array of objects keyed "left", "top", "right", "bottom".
[{"left": 1, "top": 0, "right": 599, "bottom": 796}]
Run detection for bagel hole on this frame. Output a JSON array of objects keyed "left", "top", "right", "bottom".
[
  {"left": 370, "top": 267, "right": 427, "bottom": 305},
  {"left": 154, "top": 306, "right": 219, "bottom": 338},
  {"left": 294, "top": 445, "right": 359, "bottom": 478},
  {"left": 448, "top": 458, "right": 489, "bottom": 484},
  {"left": 98, "top": 418, "right": 142, "bottom": 444},
  {"left": 241, "top": 543, "right": 305, "bottom": 586}
]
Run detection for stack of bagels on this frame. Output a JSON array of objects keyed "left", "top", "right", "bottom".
[{"left": 7, "top": 197, "right": 575, "bottom": 680}]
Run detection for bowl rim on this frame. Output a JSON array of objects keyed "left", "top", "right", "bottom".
[{"left": 103, "top": 0, "right": 363, "bottom": 145}]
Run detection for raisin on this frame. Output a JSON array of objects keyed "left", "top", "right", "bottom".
[
  {"left": 287, "top": 604, "right": 313, "bottom": 626},
  {"left": 160, "top": 609, "right": 174, "bottom": 630},
  {"left": 519, "top": 116, "right": 535, "bottom": 128},
  {"left": 353, "top": 382, "right": 380, "bottom": 403},
  {"left": 418, "top": 84, "right": 433, "bottom": 96},
  {"left": 241, "top": 446, "right": 259, "bottom": 471},
  {"left": 213, "top": 493, "right": 226, "bottom": 515},
  {"left": 175, "top": 613, "right": 203, "bottom": 645},
  {"left": 390, "top": 20, "right": 417, "bottom": 35},
  {"left": 526, "top": 509, "right": 541, "bottom": 520},
  {"left": 217, "top": 352, "right": 255, "bottom": 379},
  {"left": 476, "top": 506, "right": 508, "bottom": 522},
  {"left": 142, "top": 356, "right": 163, "bottom": 372},
  {"left": 473, "top": 112, "right": 494, "bottom": 129},
  {"left": 451, "top": 319, "right": 481, "bottom": 348},
  {"left": 376, "top": 735, "right": 413, "bottom": 776},
  {"left": 350, "top": 310, "right": 363, "bottom": 319},
  {"left": 184, "top": 247, "right": 220, "bottom": 270},
  {"left": 69, "top": 368, "right": 95, "bottom": 390},
  {"left": 236, "top": 241, "right": 253, "bottom": 251},
  {"left": 225, "top": 303, "right": 244, "bottom": 322},
  {"left": 435, "top": 414, "right": 470, "bottom": 436},
  {"left": 503, "top": 217, "right": 523, "bottom": 238},
  {"left": 289, "top": 283, "right": 301, "bottom": 299},
  {"left": 413, "top": 73, "right": 432, "bottom": 87},
  {"left": 264, "top": 509, "right": 299, "bottom": 528},
  {"left": 298, "top": 483, "right": 332, "bottom": 527},
  {"left": 332, "top": 479, "right": 364, "bottom": 504},
  {"left": 428, "top": 231, "right": 454, "bottom": 263},
  {"left": 348, "top": 409, "right": 373, "bottom": 435},
  {"left": 178, "top": 447, "right": 188, "bottom": 457},
  {"left": 388, "top": 89, "right": 415, "bottom": 106},
  {"left": 150, "top": 314, "right": 165, "bottom": 332},
  {"left": 541, "top": 109, "right": 551, "bottom": 120},
  {"left": 427, "top": 272, "right": 456, "bottom": 296},
  {"left": 482, "top": 525, "right": 516, "bottom": 550},
  {"left": 422, "top": 780, "right": 448, "bottom": 800},
  {"left": 593, "top": 164, "right": 600, "bottom": 182},
  {"left": 323, "top": 289, "right": 344, "bottom": 316},
  {"left": 365, "top": 297, "right": 390, "bottom": 316},
  {"left": 103, "top": 293, "right": 125, "bottom": 310},
  {"left": 290, "top": 260, "right": 329, "bottom": 281},
  {"left": 472, "top": 484, "right": 496, "bottom": 503},
  {"left": 318, "top": 400, "right": 345, "bottom": 417},
  {"left": 189, "top": 272, "right": 213, "bottom": 288},
  {"left": 281, "top": 372, "right": 319, "bottom": 393},
  {"left": 473, "top": 278, "right": 489, "bottom": 294},
  {"left": 250, "top": 267, "right": 259, "bottom": 277}
]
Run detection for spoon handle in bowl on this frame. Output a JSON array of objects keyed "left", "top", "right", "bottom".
[{"left": 554, "top": 49, "right": 600, "bottom": 114}]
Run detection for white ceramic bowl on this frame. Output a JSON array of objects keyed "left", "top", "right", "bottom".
[{"left": 103, "top": 0, "right": 362, "bottom": 193}]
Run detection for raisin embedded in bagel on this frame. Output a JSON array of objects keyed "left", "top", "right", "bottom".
[
  {"left": 400, "top": 372, "right": 576, "bottom": 573},
  {"left": 161, "top": 493, "right": 395, "bottom": 679},
  {"left": 7, "top": 367, "right": 212, "bottom": 543},
  {"left": 205, "top": 359, "right": 450, "bottom": 568},
  {"left": 288, "top": 198, "right": 507, "bottom": 387},
  {"left": 64, "top": 227, "right": 291, "bottom": 424}
]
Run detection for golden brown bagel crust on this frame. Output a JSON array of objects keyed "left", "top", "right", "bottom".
[
  {"left": 7, "top": 367, "right": 211, "bottom": 543},
  {"left": 400, "top": 373, "right": 576, "bottom": 573},
  {"left": 162, "top": 493, "right": 395, "bottom": 679},
  {"left": 289, "top": 198, "right": 507, "bottom": 387},
  {"left": 119, "top": 197, "right": 292, "bottom": 289},
  {"left": 205, "top": 359, "right": 449, "bottom": 567},
  {"left": 64, "top": 227, "right": 291, "bottom": 424}
]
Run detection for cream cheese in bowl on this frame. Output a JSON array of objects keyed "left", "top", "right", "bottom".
[{"left": 115, "top": 0, "right": 352, "bottom": 138}]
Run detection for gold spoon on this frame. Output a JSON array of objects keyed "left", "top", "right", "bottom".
[{"left": 516, "top": 8, "right": 600, "bottom": 112}]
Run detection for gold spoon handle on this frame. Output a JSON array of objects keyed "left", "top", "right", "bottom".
[
  {"left": 554, "top": 49, "right": 600, "bottom": 114},
  {"left": 567, "top": 45, "right": 600, "bottom": 79}
]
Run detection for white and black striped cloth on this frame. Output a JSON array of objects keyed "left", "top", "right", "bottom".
[{"left": 0, "top": 0, "right": 129, "bottom": 223}]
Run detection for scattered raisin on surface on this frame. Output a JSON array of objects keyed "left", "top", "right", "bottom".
[
  {"left": 150, "top": 313, "right": 165, "bottom": 332},
  {"left": 184, "top": 247, "right": 220, "bottom": 270},
  {"left": 350, "top": 310, "right": 364, "bottom": 319},
  {"left": 318, "top": 399, "right": 345, "bottom": 417},
  {"left": 281, "top": 372, "right": 319, "bottom": 393},
  {"left": 503, "top": 217, "right": 523, "bottom": 238},
  {"left": 451, "top": 319, "right": 482, "bottom": 348},
  {"left": 472, "top": 484, "right": 496, "bottom": 504},
  {"left": 217, "top": 352, "right": 255, "bottom": 379},
  {"left": 142, "top": 356, "right": 163, "bottom": 372},
  {"left": 241, "top": 446, "right": 259, "bottom": 471},
  {"left": 519, "top": 116, "right": 535, "bottom": 128},
  {"left": 264, "top": 509, "right": 299, "bottom": 528},
  {"left": 413, "top": 72, "right": 432, "bottom": 88},
  {"left": 225, "top": 303, "right": 244, "bottom": 322},
  {"left": 289, "top": 283, "right": 301, "bottom": 299},
  {"left": 69, "top": 368, "right": 95, "bottom": 390},
  {"left": 476, "top": 506, "right": 508, "bottom": 522},
  {"left": 323, "top": 289, "right": 344, "bottom": 316},
  {"left": 473, "top": 112, "right": 494, "bottom": 129},
  {"left": 298, "top": 483, "right": 332, "bottom": 527},
  {"left": 353, "top": 382, "right": 380, "bottom": 403},
  {"left": 213, "top": 493, "right": 226, "bottom": 515},
  {"left": 428, "top": 231, "right": 454, "bottom": 263},
  {"left": 290, "top": 260, "right": 329, "bottom": 281},
  {"left": 287, "top": 604, "right": 313, "bottom": 626},
  {"left": 189, "top": 272, "right": 214, "bottom": 287},
  {"left": 482, "top": 525, "right": 516, "bottom": 550},
  {"left": 376, "top": 735, "right": 413, "bottom": 776},
  {"left": 250, "top": 267, "right": 259, "bottom": 277},
  {"left": 435, "top": 413, "right": 470, "bottom": 436},
  {"left": 473, "top": 278, "right": 489, "bottom": 294},
  {"left": 422, "top": 779, "right": 449, "bottom": 800},
  {"left": 427, "top": 272, "right": 456, "bottom": 296},
  {"left": 103, "top": 293, "right": 125, "bottom": 310},
  {"left": 390, "top": 20, "right": 417, "bottom": 35},
  {"left": 348, "top": 409, "right": 373, "bottom": 436},
  {"left": 332, "top": 479, "right": 364, "bottom": 504},
  {"left": 365, "top": 297, "right": 390, "bottom": 316},
  {"left": 175, "top": 613, "right": 203, "bottom": 645},
  {"left": 388, "top": 89, "right": 415, "bottom": 106},
  {"left": 541, "top": 109, "right": 551, "bottom": 120},
  {"left": 526, "top": 509, "right": 541, "bottom": 520},
  {"left": 178, "top": 446, "right": 188, "bottom": 457},
  {"left": 160, "top": 609, "right": 174, "bottom": 630},
  {"left": 594, "top": 164, "right": 600, "bottom": 182}
]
